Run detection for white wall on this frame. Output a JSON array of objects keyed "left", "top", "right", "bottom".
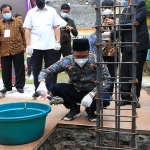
[{"left": 0, "top": 0, "right": 26, "bottom": 21}]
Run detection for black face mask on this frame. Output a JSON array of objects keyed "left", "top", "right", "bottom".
[{"left": 36, "top": 0, "right": 45, "bottom": 9}]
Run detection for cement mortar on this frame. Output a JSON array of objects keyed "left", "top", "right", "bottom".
[
  {"left": 39, "top": 87, "right": 150, "bottom": 150},
  {"left": 38, "top": 128, "right": 150, "bottom": 150}
]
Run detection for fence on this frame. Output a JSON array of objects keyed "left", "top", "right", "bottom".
[{"left": 94, "top": 0, "right": 137, "bottom": 149}]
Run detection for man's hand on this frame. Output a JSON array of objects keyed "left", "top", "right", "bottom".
[
  {"left": 54, "top": 42, "right": 61, "bottom": 50},
  {"left": 81, "top": 92, "right": 95, "bottom": 107},
  {"left": 109, "top": 48, "right": 115, "bottom": 56},
  {"left": 66, "top": 25, "right": 73, "bottom": 31},
  {"left": 104, "top": 18, "right": 114, "bottom": 25},
  {"left": 36, "top": 81, "right": 47, "bottom": 96},
  {"left": 26, "top": 45, "right": 33, "bottom": 56}
]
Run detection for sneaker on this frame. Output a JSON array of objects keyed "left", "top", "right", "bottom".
[
  {"left": 32, "top": 92, "right": 40, "bottom": 98},
  {"left": 118, "top": 100, "right": 141, "bottom": 108},
  {"left": 85, "top": 107, "right": 96, "bottom": 122},
  {"left": 136, "top": 101, "right": 141, "bottom": 108},
  {"left": 63, "top": 105, "right": 81, "bottom": 121}
]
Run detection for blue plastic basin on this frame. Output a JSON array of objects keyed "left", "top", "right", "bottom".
[{"left": 0, "top": 102, "right": 51, "bottom": 145}]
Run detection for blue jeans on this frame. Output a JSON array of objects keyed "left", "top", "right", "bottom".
[
  {"left": 32, "top": 49, "right": 56, "bottom": 91},
  {"left": 51, "top": 83, "right": 110, "bottom": 110}
]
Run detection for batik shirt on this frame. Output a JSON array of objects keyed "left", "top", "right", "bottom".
[
  {"left": 0, "top": 17, "right": 25, "bottom": 57},
  {"left": 88, "top": 17, "right": 119, "bottom": 56},
  {"left": 38, "top": 53, "right": 110, "bottom": 92},
  {"left": 88, "top": 32, "right": 114, "bottom": 56}
]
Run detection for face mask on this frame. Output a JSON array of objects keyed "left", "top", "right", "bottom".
[
  {"left": 121, "top": 0, "right": 128, "bottom": 6},
  {"left": 3, "top": 13, "right": 12, "bottom": 20},
  {"left": 36, "top": 0, "right": 45, "bottom": 9},
  {"left": 102, "top": 9, "right": 113, "bottom": 18},
  {"left": 61, "top": 12, "right": 69, "bottom": 19},
  {"left": 74, "top": 58, "right": 88, "bottom": 68}
]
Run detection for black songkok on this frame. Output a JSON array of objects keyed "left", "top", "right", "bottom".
[{"left": 73, "top": 39, "right": 89, "bottom": 51}]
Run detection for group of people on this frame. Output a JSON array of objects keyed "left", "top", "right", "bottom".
[{"left": 0, "top": 0, "right": 149, "bottom": 122}]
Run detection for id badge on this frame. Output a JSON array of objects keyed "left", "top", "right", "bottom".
[{"left": 4, "top": 29, "right": 10, "bottom": 38}]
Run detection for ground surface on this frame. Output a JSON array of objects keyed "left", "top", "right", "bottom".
[
  {"left": 142, "top": 86, "right": 150, "bottom": 96},
  {"left": 39, "top": 86, "right": 150, "bottom": 150},
  {"left": 38, "top": 128, "right": 150, "bottom": 150}
]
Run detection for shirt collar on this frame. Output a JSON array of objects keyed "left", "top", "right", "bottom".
[
  {"left": 35, "top": 5, "right": 48, "bottom": 11},
  {"left": 2, "top": 16, "right": 15, "bottom": 22}
]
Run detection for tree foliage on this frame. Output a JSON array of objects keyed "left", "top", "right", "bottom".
[{"left": 146, "top": 0, "right": 150, "bottom": 10}]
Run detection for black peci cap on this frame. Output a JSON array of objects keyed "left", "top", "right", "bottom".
[{"left": 73, "top": 39, "right": 89, "bottom": 51}]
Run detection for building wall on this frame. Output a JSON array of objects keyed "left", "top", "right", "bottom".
[
  {"left": 0, "top": 0, "right": 26, "bottom": 20},
  {"left": 47, "top": 0, "right": 123, "bottom": 28}
]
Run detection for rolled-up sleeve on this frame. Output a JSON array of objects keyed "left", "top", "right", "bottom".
[
  {"left": 38, "top": 58, "right": 68, "bottom": 82},
  {"left": 52, "top": 10, "right": 62, "bottom": 27},
  {"left": 23, "top": 11, "right": 32, "bottom": 29}
]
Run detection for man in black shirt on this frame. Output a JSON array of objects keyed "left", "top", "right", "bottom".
[
  {"left": 55, "top": 4, "right": 78, "bottom": 61},
  {"left": 118, "top": 0, "right": 149, "bottom": 108}
]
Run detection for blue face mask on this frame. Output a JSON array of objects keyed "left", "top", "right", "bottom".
[
  {"left": 61, "top": 12, "right": 69, "bottom": 19},
  {"left": 121, "top": 0, "right": 128, "bottom": 6},
  {"left": 3, "top": 13, "right": 12, "bottom": 20}
]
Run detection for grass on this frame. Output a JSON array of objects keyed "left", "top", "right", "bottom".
[
  {"left": 0, "top": 70, "right": 69, "bottom": 85},
  {"left": 26, "top": 72, "right": 69, "bottom": 84}
]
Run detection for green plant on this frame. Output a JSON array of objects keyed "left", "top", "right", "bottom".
[{"left": 146, "top": 0, "right": 150, "bottom": 10}]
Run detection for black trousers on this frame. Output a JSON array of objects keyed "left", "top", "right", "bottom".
[
  {"left": 27, "top": 56, "right": 33, "bottom": 76},
  {"left": 32, "top": 49, "right": 56, "bottom": 91},
  {"left": 51, "top": 83, "right": 110, "bottom": 110},
  {"left": 55, "top": 46, "right": 72, "bottom": 61},
  {"left": 121, "top": 50, "right": 147, "bottom": 99},
  {"left": 1, "top": 52, "right": 25, "bottom": 89},
  {"left": 103, "top": 56, "right": 117, "bottom": 96}
]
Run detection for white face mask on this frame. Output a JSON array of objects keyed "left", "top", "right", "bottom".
[
  {"left": 74, "top": 58, "right": 88, "bottom": 67},
  {"left": 102, "top": 9, "right": 113, "bottom": 18}
]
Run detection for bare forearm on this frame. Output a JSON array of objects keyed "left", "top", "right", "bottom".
[
  {"left": 25, "top": 28, "right": 31, "bottom": 45},
  {"left": 54, "top": 25, "right": 60, "bottom": 41}
]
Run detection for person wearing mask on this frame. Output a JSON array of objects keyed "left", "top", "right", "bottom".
[
  {"left": 36, "top": 39, "right": 111, "bottom": 122},
  {"left": 23, "top": 0, "right": 66, "bottom": 97},
  {"left": 56, "top": 3, "right": 78, "bottom": 61},
  {"left": 88, "top": 0, "right": 118, "bottom": 99},
  {"left": 0, "top": 4, "right": 25, "bottom": 93},
  {"left": 106, "top": 0, "right": 149, "bottom": 108}
]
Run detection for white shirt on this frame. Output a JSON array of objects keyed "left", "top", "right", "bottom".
[{"left": 23, "top": 5, "right": 66, "bottom": 50}]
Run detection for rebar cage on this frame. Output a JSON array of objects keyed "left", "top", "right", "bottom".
[{"left": 95, "top": 0, "right": 138, "bottom": 149}]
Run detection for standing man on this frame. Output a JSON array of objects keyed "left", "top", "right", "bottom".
[
  {"left": 36, "top": 39, "right": 111, "bottom": 122},
  {"left": 0, "top": 4, "right": 25, "bottom": 93},
  {"left": 23, "top": 0, "right": 65, "bottom": 97},
  {"left": 88, "top": 0, "right": 118, "bottom": 99},
  {"left": 117, "top": 0, "right": 149, "bottom": 108},
  {"left": 55, "top": 3, "right": 78, "bottom": 61}
]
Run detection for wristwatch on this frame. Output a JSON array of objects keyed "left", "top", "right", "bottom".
[{"left": 56, "top": 40, "right": 60, "bottom": 43}]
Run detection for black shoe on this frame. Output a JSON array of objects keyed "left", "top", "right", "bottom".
[
  {"left": 32, "top": 92, "right": 40, "bottom": 98},
  {"left": 17, "top": 88, "right": 24, "bottom": 93},
  {"left": 118, "top": 101, "right": 141, "bottom": 108},
  {"left": 85, "top": 107, "right": 96, "bottom": 122},
  {"left": 0, "top": 88, "right": 12, "bottom": 93},
  {"left": 136, "top": 102, "right": 141, "bottom": 108},
  {"left": 117, "top": 101, "right": 131, "bottom": 106},
  {"left": 63, "top": 105, "right": 81, "bottom": 121}
]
